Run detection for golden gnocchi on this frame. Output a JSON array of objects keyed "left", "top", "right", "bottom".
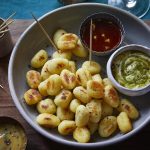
[
  {"left": 75, "top": 105, "right": 89, "bottom": 127},
  {"left": 76, "top": 68, "right": 92, "bottom": 87},
  {"left": 24, "top": 89, "right": 42, "bottom": 105},
  {"left": 31, "top": 49, "right": 48, "bottom": 68},
  {"left": 37, "top": 98, "right": 56, "bottom": 114},
  {"left": 26, "top": 70, "right": 41, "bottom": 89},
  {"left": 52, "top": 51, "right": 72, "bottom": 60},
  {"left": 54, "top": 90, "right": 72, "bottom": 108},
  {"left": 46, "top": 74, "right": 62, "bottom": 96},
  {"left": 60, "top": 69, "right": 76, "bottom": 90},
  {"left": 69, "top": 99, "right": 81, "bottom": 113},
  {"left": 82, "top": 61, "right": 101, "bottom": 74},
  {"left": 36, "top": 113, "right": 60, "bottom": 128},
  {"left": 73, "top": 86, "right": 91, "bottom": 104},
  {"left": 58, "top": 120, "right": 76, "bottom": 135},
  {"left": 57, "top": 33, "right": 78, "bottom": 51},
  {"left": 98, "top": 116, "right": 117, "bottom": 137}
]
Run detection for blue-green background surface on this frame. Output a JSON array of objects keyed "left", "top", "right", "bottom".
[{"left": 0, "top": 0, "right": 149, "bottom": 19}]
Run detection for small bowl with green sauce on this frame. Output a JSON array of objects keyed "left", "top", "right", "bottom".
[
  {"left": 107, "top": 44, "right": 150, "bottom": 96},
  {"left": 0, "top": 116, "right": 27, "bottom": 150}
]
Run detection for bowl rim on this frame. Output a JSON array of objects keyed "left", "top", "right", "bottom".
[
  {"left": 79, "top": 12, "right": 125, "bottom": 55},
  {"left": 8, "top": 3, "right": 150, "bottom": 147},
  {"left": 107, "top": 44, "right": 150, "bottom": 92}
]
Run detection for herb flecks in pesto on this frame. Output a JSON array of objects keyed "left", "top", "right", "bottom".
[{"left": 112, "top": 51, "right": 150, "bottom": 89}]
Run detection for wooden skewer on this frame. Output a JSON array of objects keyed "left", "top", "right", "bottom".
[
  {"left": 0, "top": 29, "right": 9, "bottom": 34},
  {"left": 31, "top": 12, "right": 58, "bottom": 51},
  {"left": 0, "top": 20, "right": 14, "bottom": 31},
  {"left": 89, "top": 19, "right": 93, "bottom": 64},
  {"left": 0, "top": 12, "right": 16, "bottom": 29}
]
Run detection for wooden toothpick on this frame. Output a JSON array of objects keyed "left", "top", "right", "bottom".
[
  {"left": 31, "top": 12, "right": 58, "bottom": 51},
  {"left": 89, "top": 19, "right": 93, "bottom": 64},
  {"left": 0, "top": 12, "right": 16, "bottom": 30}
]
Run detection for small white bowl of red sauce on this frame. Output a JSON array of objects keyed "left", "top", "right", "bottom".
[
  {"left": 79, "top": 12, "right": 124, "bottom": 56},
  {"left": 107, "top": 44, "right": 150, "bottom": 96}
]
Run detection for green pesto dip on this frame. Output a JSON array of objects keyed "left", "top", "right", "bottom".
[{"left": 112, "top": 50, "right": 150, "bottom": 89}]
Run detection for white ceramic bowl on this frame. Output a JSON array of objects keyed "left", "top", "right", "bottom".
[{"left": 107, "top": 44, "right": 150, "bottom": 96}]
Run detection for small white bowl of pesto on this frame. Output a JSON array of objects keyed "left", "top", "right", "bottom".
[{"left": 107, "top": 44, "right": 150, "bottom": 96}]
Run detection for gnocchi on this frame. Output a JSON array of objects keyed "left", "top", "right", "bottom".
[
  {"left": 73, "top": 86, "right": 91, "bottom": 104},
  {"left": 76, "top": 68, "right": 92, "bottom": 87},
  {"left": 54, "top": 90, "right": 72, "bottom": 108},
  {"left": 26, "top": 70, "right": 41, "bottom": 89},
  {"left": 53, "top": 29, "right": 67, "bottom": 46},
  {"left": 72, "top": 39, "right": 88, "bottom": 58},
  {"left": 87, "top": 122, "right": 98, "bottom": 135},
  {"left": 36, "top": 113, "right": 60, "bottom": 128},
  {"left": 31, "top": 50, "right": 48, "bottom": 68},
  {"left": 98, "top": 116, "right": 117, "bottom": 137},
  {"left": 69, "top": 99, "right": 81, "bottom": 113},
  {"left": 86, "top": 99, "right": 102, "bottom": 123},
  {"left": 37, "top": 98, "right": 56, "bottom": 114},
  {"left": 75, "top": 105, "right": 89, "bottom": 127},
  {"left": 24, "top": 89, "right": 42, "bottom": 105},
  {"left": 38, "top": 79, "right": 49, "bottom": 96},
  {"left": 73, "top": 127, "right": 90, "bottom": 143},
  {"left": 57, "top": 107, "right": 74, "bottom": 121},
  {"left": 47, "top": 58, "right": 69, "bottom": 74},
  {"left": 104, "top": 85, "right": 120, "bottom": 108},
  {"left": 52, "top": 51, "right": 72, "bottom": 60},
  {"left": 92, "top": 74, "right": 103, "bottom": 84},
  {"left": 68, "top": 61, "right": 76, "bottom": 73},
  {"left": 82, "top": 61, "right": 101, "bottom": 74},
  {"left": 46, "top": 74, "right": 62, "bottom": 96},
  {"left": 57, "top": 33, "right": 78, "bottom": 51},
  {"left": 117, "top": 112, "right": 132, "bottom": 133},
  {"left": 58, "top": 120, "right": 76, "bottom": 135},
  {"left": 87, "top": 80, "right": 104, "bottom": 99},
  {"left": 117, "top": 99, "right": 139, "bottom": 120},
  {"left": 60, "top": 69, "right": 76, "bottom": 90}
]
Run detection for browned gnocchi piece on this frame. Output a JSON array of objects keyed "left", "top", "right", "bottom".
[
  {"left": 86, "top": 99, "right": 102, "bottom": 123},
  {"left": 57, "top": 107, "right": 74, "bottom": 121},
  {"left": 103, "top": 78, "right": 113, "bottom": 87},
  {"left": 117, "top": 99, "right": 139, "bottom": 120},
  {"left": 69, "top": 99, "right": 81, "bottom": 113},
  {"left": 75, "top": 105, "right": 89, "bottom": 127},
  {"left": 117, "top": 112, "right": 132, "bottom": 133},
  {"left": 98, "top": 116, "right": 117, "bottom": 137},
  {"left": 58, "top": 120, "right": 76, "bottom": 135},
  {"left": 72, "top": 39, "right": 88, "bottom": 58},
  {"left": 92, "top": 74, "right": 103, "bottom": 84},
  {"left": 73, "top": 127, "right": 90, "bottom": 143},
  {"left": 41, "top": 60, "right": 51, "bottom": 81},
  {"left": 54, "top": 90, "right": 72, "bottom": 108},
  {"left": 38, "top": 79, "right": 48, "bottom": 96},
  {"left": 37, "top": 98, "right": 56, "bottom": 114},
  {"left": 53, "top": 29, "right": 67, "bottom": 46},
  {"left": 57, "top": 33, "right": 78, "bottom": 51},
  {"left": 104, "top": 85, "right": 120, "bottom": 108},
  {"left": 24, "top": 89, "right": 42, "bottom": 105},
  {"left": 60, "top": 69, "right": 76, "bottom": 90},
  {"left": 26, "top": 70, "right": 41, "bottom": 89},
  {"left": 68, "top": 61, "right": 76, "bottom": 73},
  {"left": 52, "top": 51, "right": 72, "bottom": 60},
  {"left": 87, "top": 80, "right": 104, "bottom": 99},
  {"left": 73, "top": 86, "right": 91, "bottom": 104},
  {"left": 76, "top": 68, "right": 92, "bottom": 87},
  {"left": 47, "top": 58, "right": 69, "bottom": 75},
  {"left": 31, "top": 50, "right": 48, "bottom": 68},
  {"left": 36, "top": 113, "right": 60, "bottom": 128},
  {"left": 46, "top": 74, "right": 62, "bottom": 96},
  {"left": 82, "top": 61, "right": 101, "bottom": 75}
]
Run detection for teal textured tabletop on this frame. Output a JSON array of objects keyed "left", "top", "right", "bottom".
[{"left": 0, "top": 0, "right": 150, "bottom": 19}]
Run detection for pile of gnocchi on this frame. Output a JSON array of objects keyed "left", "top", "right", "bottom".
[{"left": 24, "top": 29, "right": 139, "bottom": 143}]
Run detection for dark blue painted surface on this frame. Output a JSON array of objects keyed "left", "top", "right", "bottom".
[{"left": 0, "top": 0, "right": 149, "bottom": 19}]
